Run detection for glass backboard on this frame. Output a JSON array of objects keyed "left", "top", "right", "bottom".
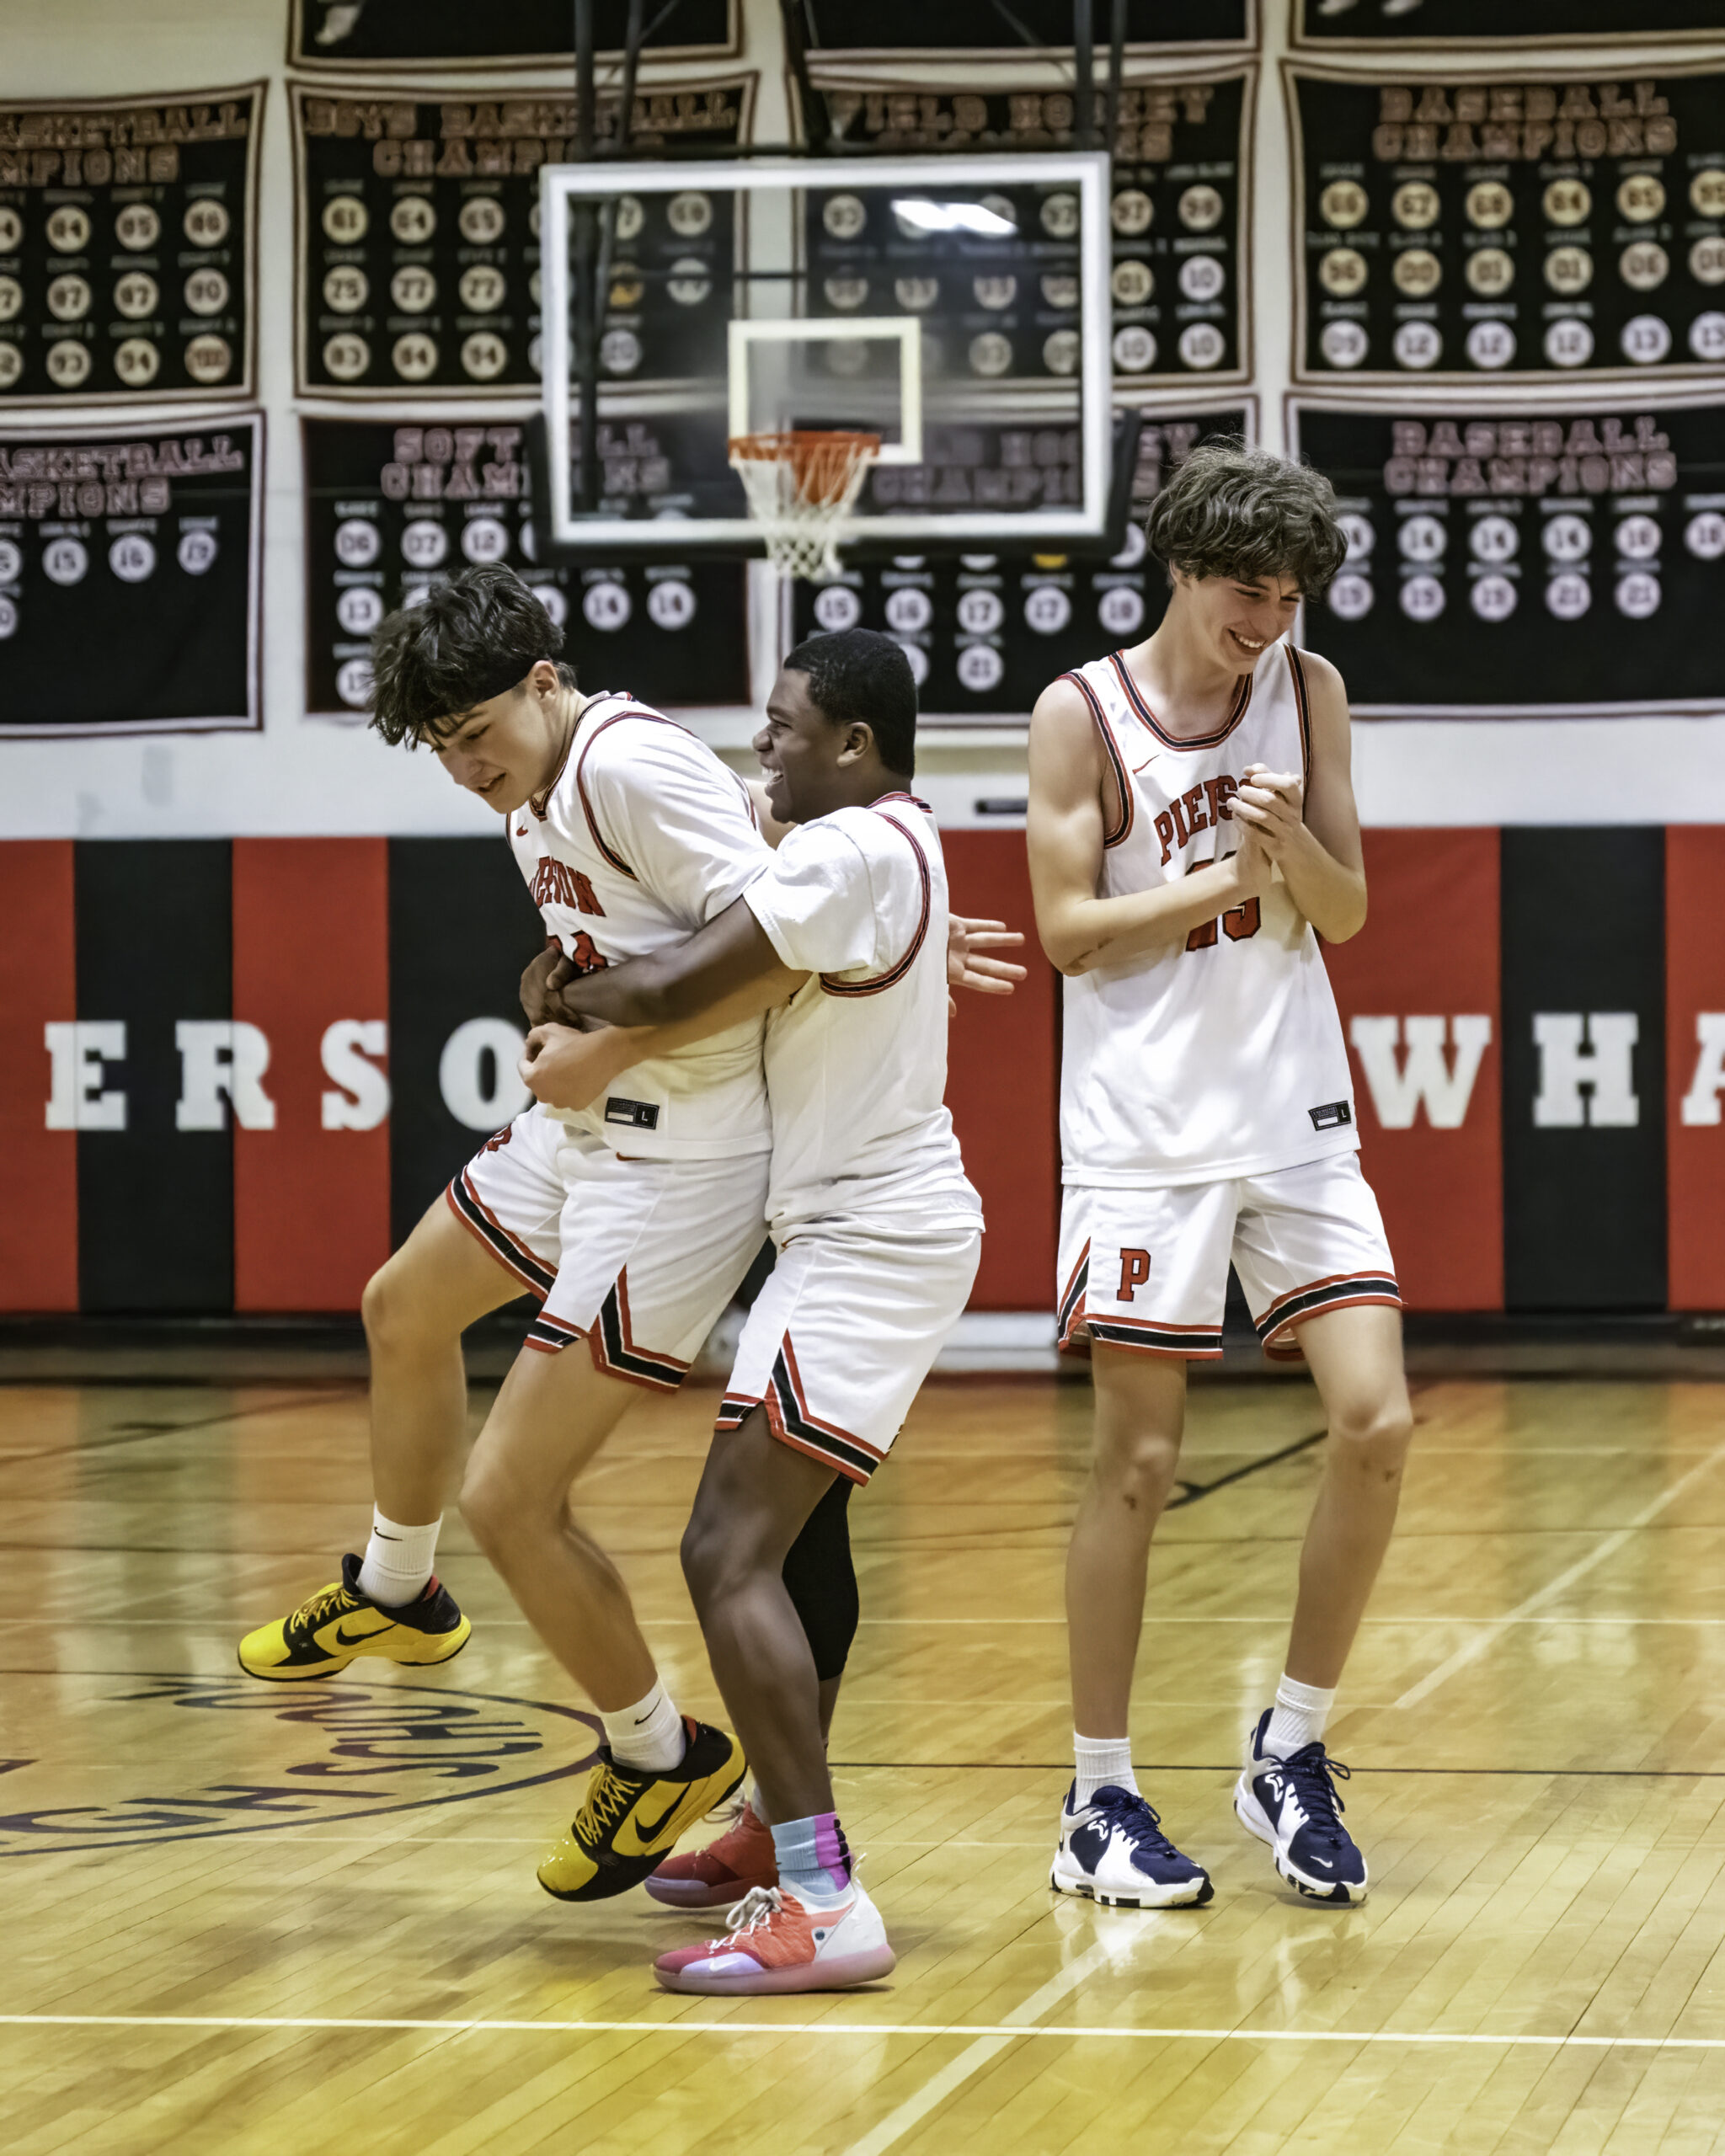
[{"left": 538, "top": 152, "right": 1114, "bottom": 558}]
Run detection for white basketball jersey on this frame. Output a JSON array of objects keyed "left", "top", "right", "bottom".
[
  {"left": 1060, "top": 642, "right": 1359, "bottom": 1188},
  {"left": 741, "top": 795, "right": 981, "bottom": 1238},
  {"left": 508, "top": 689, "right": 772, "bottom": 1161}
]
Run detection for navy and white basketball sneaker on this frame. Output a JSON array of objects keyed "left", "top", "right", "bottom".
[
  {"left": 1050, "top": 1783, "right": 1213, "bottom": 1908},
  {"left": 1234, "top": 1710, "right": 1368, "bottom": 1904}
]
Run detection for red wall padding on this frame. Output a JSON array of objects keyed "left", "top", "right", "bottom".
[
  {"left": 1322, "top": 829, "right": 1504, "bottom": 1310},
  {"left": 942, "top": 829, "right": 1060, "bottom": 1311},
  {"left": 0, "top": 841, "right": 79, "bottom": 1311},
  {"left": 232, "top": 838, "right": 392, "bottom": 1311},
  {"left": 1667, "top": 828, "right": 1725, "bottom": 1310}
]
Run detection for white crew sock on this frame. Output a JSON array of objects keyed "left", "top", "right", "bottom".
[
  {"left": 601, "top": 1681, "right": 687, "bottom": 1774},
  {"left": 1074, "top": 1733, "right": 1140, "bottom": 1807},
  {"left": 1264, "top": 1674, "right": 1336, "bottom": 1758},
  {"left": 355, "top": 1510, "right": 441, "bottom": 1607}
]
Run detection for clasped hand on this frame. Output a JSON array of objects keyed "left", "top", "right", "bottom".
[{"left": 1229, "top": 765, "right": 1304, "bottom": 872}]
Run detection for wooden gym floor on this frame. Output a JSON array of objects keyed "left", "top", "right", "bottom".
[{"left": 3, "top": 1365, "right": 1725, "bottom": 2154}]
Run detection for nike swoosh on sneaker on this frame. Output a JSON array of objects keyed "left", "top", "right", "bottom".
[
  {"left": 334, "top": 1623, "right": 383, "bottom": 1646},
  {"left": 617, "top": 1785, "right": 716, "bottom": 1859}
]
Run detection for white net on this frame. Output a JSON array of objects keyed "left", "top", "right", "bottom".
[{"left": 728, "top": 430, "right": 880, "bottom": 581}]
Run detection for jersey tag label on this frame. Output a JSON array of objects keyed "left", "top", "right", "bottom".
[
  {"left": 1307, "top": 1100, "right": 1353, "bottom": 1131},
  {"left": 604, "top": 1097, "right": 660, "bottom": 1130}
]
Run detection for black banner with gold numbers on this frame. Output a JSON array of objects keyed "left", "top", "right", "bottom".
[
  {"left": 302, "top": 416, "right": 750, "bottom": 718},
  {"left": 1291, "top": 65, "right": 1725, "bottom": 384},
  {"left": 290, "top": 0, "right": 738, "bottom": 69},
  {"left": 804, "top": 72, "right": 1252, "bottom": 387},
  {"left": 803, "top": 0, "right": 1249, "bottom": 51},
  {"left": 0, "top": 86, "right": 261, "bottom": 405},
  {"left": 1293, "top": 399, "right": 1725, "bottom": 718},
  {"left": 0, "top": 414, "right": 261, "bottom": 737},
  {"left": 1297, "top": 0, "right": 1719, "bottom": 44},
  {"left": 291, "top": 82, "right": 755, "bottom": 399}
]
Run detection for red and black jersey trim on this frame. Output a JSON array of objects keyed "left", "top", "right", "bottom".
[
  {"left": 1255, "top": 1269, "right": 1400, "bottom": 1351},
  {"left": 1085, "top": 1313, "right": 1225, "bottom": 1361},
  {"left": 1063, "top": 669, "right": 1133, "bottom": 848},
  {"left": 589, "top": 1273, "right": 690, "bottom": 1390},
  {"left": 1055, "top": 1239, "right": 1091, "bottom": 1352},
  {"left": 1287, "top": 645, "right": 1314, "bottom": 799},
  {"left": 525, "top": 1310, "right": 584, "bottom": 1354},
  {"left": 819, "top": 810, "right": 933, "bottom": 1001},
  {"left": 715, "top": 1393, "right": 762, "bottom": 1430},
  {"left": 1108, "top": 648, "right": 1253, "bottom": 751},
  {"left": 522, "top": 1270, "right": 690, "bottom": 1390},
  {"left": 526, "top": 691, "right": 637, "bottom": 824},
  {"left": 445, "top": 1172, "right": 557, "bottom": 1299},
  {"left": 762, "top": 1335, "right": 885, "bottom": 1485},
  {"left": 572, "top": 698, "right": 697, "bottom": 881}
]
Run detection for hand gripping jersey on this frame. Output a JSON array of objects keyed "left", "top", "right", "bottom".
[
  {"left": 740, "top": 794, "right": 982, "bottom": 1238},
  {"left": 1060, "top": 642, "right": 1358, "bottom": 1188},
  {"left": 509, "top": 690, "right": 772, "bottom": 1161}
]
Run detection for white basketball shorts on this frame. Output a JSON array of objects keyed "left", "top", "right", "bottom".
[
  {"left": 447, "top": 1107, "right": 769, "bottom": 1391},
  {"left": 716, "top": 1223, "right": 982, "bottom": 1482},
  {"left": 1057, "top": 1153, "right": 1399, "bottom": 1364}
]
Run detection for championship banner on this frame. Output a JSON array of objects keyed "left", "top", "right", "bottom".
[
  {"left": 1295, "top": 0, "right": 1717, "bottom": 46},
  {"left": 1289, "top": 61, "right": 1725, "bottom": 385},
  {"left": 0, "top": 414, "right": 262, "bottom": 739},
  {"left": 303, "top": 416, "right": 750, "bottom": 718},
  {"left": 289, "top": 0, "right": 739, "bottom": 69},
  {"left": 291, "top": 80, "right": 755, "bottom": 398},
  {"left": 789, "top": 403, "right": 1252, "bottom": 718},
  {"left": 803, "top": 71, "right": 1253, "bottom": 387},
  {"left": 800, "top": 0, "right": 1252, "bottom": 55},
  {"left": 1290, "top": 397, "right": 1725, "bottom": 718},
  {"left": 0, "top": 85, "right": 261, "bottom": 404}
]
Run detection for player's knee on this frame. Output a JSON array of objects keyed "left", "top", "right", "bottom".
[
  {"left": 681, "top": 1490, "right": 775, "bottom": 1613},
  {"left": 1331, "top": 1396, "right": 1414, "bottom": 1476},
  {"left": 1093, "top": 1424, "right": 1182, "bottom": 1510},
  {"left": 360, "top": 1257, "right": 428, "bottom": 1355},
  {"left": 679, "top": 1507, "right": 731, "bottom": 1610},
  {"left": 457, "top": 1454, "right": 514, "bottom": 1556}
]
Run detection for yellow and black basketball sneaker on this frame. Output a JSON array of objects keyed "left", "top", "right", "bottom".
[
  {"left": 238, "top": 1553, "right": 472, "bottom": 1681},
  {"left": 537, "top": 1718, "right": 746, "bottom": 1903}
]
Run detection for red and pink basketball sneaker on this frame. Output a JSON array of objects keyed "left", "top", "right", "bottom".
[
  {"left": 653, "top": 1880, "right": 895, "bottom": 1995},
  {"left": 644, "top": 1796, "right": 777, "bottom": 1909}
]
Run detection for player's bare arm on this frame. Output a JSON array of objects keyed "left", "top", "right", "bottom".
[
  {"left": 520, "top": 898, "right": 805, "bottom": 1112},
  {"left": 1028, "top": 673, "right": 1268, "bottom": 977},
  {"left": 1231, "top": 649, "right": 1367, "bottom": 944},
  {"left": 524, "top": 890, "right": 1028, "bottom": 1108}
]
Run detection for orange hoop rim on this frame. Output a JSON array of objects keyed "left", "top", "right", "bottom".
[{"left": 726, "top": 429, "right": 883, "bottom": 462}]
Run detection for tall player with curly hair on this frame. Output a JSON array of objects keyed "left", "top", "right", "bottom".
[{"left": 1028, "top": 442, "right": 1413, "bottom": 1911}]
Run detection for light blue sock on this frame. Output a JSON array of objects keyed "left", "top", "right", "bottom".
[{"left": 770, "top": 1812, "right": 851, "bottom": 1900}]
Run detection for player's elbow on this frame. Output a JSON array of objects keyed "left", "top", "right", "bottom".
[
  {"left": 1034, "top": 908, "right": 1093, "bottom": 975},
  {"left": 1320, "top": 891, "right": 1369, "bottom": 945}
]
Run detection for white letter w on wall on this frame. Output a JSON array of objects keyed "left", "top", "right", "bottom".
[{"left": 1348, "top": 1016, "right": 1493, "bottom": 1130}]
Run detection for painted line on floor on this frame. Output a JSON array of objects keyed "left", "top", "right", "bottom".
[
  {"left": 841, "top": 1939, "right": 1119, "bottom": 2156},
  {"left": 2, "top": 2014, "right": 1722, "bottom": 2052},
  {"left": 1392, "top": 1438, "right": 1725, "bottom": 1711}
]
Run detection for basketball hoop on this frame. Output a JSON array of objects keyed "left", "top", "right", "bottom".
[{"left": 728, "top": 430, "right": 880, "bottom": 582}]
